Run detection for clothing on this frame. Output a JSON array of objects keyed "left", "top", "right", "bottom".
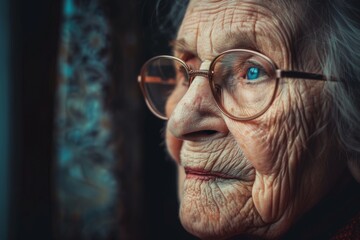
[
  {"left": 282, "top": 177, "right": 360, "bottom": 240},
  {"left": 331, "top": 213, "right": 360, "bottom": 240}
]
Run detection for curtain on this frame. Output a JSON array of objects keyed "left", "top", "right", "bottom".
[{"left": 55, "top": 0, "right": 117, "bottom": 239}]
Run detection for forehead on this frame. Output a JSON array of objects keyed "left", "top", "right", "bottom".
[{"left": 177, "top": 0, "right": 289, "bottom": 65}]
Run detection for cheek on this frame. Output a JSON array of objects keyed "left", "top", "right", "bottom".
[
  {"left": 225, "top": 119, "right": 274, "bottom": 174},
  {"left": 177, "top": 166, "right": 186, "bottom": 200},
  {"left": 165, "top": 126, "right": 182, "bottom": 163},
  {"left": 165, "top": 83, "right": 187, "bottom": 117},
  {"left": 225, "top": 81, "right": 328, "bottom": 223},
  {"left": 225, "top": 118, "right": 285, "bottom": 223},
  {"left": 165, "top": 85, "right": 186, "bottom": 163}
]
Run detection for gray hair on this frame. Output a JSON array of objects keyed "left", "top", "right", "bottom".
[
  {"left": 162, "top": 0, "right": 360, "bottom": 172},
  {"left": 322, "top": 1, "right": 360, "bottom": 156},
  {"left": 288, "top": 0, "right": 360, "bottom": 158},
  {"left": 321, "top": 0, "right": 360, "bottom": 179}
]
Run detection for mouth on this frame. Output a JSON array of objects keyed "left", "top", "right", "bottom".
[{"left": 184, "top": 167, "right": 239, "bottom": 181}]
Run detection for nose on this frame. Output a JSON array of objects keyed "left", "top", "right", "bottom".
[{"left": 167, "top": 63, "right": 228, "bottom": 141}]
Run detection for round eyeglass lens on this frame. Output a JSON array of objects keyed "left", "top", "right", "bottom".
[
  {"left": 142, "top": 57, "right": 189, "bottom": 118},
  {"left": 210, "top": 51, "right": 277, "bottom": 119}
]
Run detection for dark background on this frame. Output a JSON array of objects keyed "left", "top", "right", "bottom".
[{"left": 5, "top": 0, "right": 196, "bottom": 239}]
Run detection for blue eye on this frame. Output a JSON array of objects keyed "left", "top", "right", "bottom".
[{"left": 246, "top": 67, "right": 260, "bottom": 80}]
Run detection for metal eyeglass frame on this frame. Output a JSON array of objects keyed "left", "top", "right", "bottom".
[{"left": 138, "top": 49, "right": 336, "bottom": 121}]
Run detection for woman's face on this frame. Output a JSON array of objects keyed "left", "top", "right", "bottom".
[{"left": 165, "top": 0, "right": 345, "bottom": 239}]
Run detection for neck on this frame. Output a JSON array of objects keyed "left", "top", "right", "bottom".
[{"left": 283, "top": 175, "right": 360, "bottom": 240}]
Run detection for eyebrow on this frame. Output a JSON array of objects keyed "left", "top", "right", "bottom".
[
  {"left": 170, "top": 39, "right": 196, "bottom": 55},
  {"left": 227, "top": 33, "right": 262, "bottom": 53},
  {"left": 170, "top": 33, "right": 263, "bottom": 58}
]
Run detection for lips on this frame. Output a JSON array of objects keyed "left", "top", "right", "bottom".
[{"left": 184, "top": 167, "right": 239, "bottom": 181}]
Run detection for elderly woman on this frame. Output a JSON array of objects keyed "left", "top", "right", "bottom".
[{"left": 139, "top": 0, "right": 360, "bottom": 239}]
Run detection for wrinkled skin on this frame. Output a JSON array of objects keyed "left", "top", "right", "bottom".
[{"left": 165, "top": 0, "right": 348, "bottom": 239}]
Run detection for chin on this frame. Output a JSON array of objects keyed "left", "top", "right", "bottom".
[{"left": 178, "top": 177, "right": 263, "bottom": 240}]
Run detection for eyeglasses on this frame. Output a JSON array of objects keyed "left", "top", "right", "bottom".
[{"left": 138, "top": 49, "right": 331, "bottom": 121}]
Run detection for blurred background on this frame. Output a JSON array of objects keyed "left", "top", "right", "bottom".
[{"left": 0, "top": 0, "right": 196, "bottom": 239}]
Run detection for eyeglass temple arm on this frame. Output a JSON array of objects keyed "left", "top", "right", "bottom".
[{"left": 276, "top": 70, "right": 338, "bottom": 82}]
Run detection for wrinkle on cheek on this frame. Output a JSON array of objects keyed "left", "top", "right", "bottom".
[
  {"left": 269, "top": 81, "right": 326, "bottom": 169},
  {"left": 252, "top": 169, "right": 292, "bottom": 223},
  {"left": 268, "top": 109, "right": 303, "bottom": 172},
  {"left": 250, "top": 109, "right": 298, "bottom": 223},
  {"left": 224, "top": 91, "right": 305, "bottom": 223},
  {"left": 226, "top": 120, "right": 273, "bottom": 174},
  {"left": 226, "top": 118, "right": 293, "bottom": 222},
  {"left": 252, "top": 81, "right": 329, "bottom": 223}
]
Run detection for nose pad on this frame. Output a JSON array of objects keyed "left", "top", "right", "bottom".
[
  {"left": 188, "top": 61, "right": 212, "bottom": 85},
  {"left": 188, "top": 70, "right": 210, "bottom": 86}
]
